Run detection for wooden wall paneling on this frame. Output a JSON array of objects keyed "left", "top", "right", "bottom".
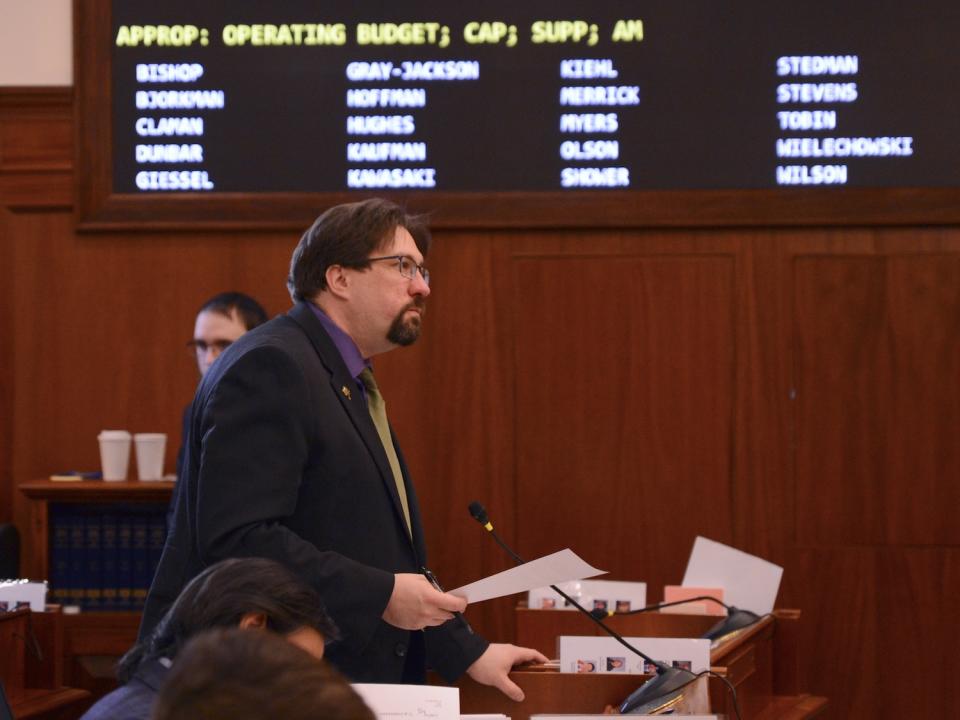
[
  {"left": 794, "top": 254, "right": 889, "bottom": 546},
  {"left": 937, "top": 549, "right": 960, "bottom": 715},
  {"left": 793, "top": 253, "right": 960, "bottom": 547},
  {"left": 0, "top": 89, "right": 72, "bottom": 171},
  {"left": 0, "top": 171, "right": 72, "bottom": 212},
  {"left": 787, "top": 229, "right": 960, "bottom": 718},
  {"left": 510, "top": 233, "right": 737, "bottom": 597},
  {"left": 0, "top": 88, "right": 72, "bottom": 211},
  {"left": 730, "top": 231, "right": 794, "bottom": 566},
  {"left": 1, "top": 88, "right": 73, "bottom": 524},
  {"left": 883, "top": 254, "right": 960, "bottom": 544},
  {"left": 1, "top": 207, "right": 12, "bottom": 524},
  {"left": 9, "top": 211, "right": 190, "bottom": 480},
  {"left": 793, "top": 547, "right": 960, "bottom": 718}
]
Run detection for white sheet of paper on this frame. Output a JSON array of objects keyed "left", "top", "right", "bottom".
[
  {"left": 0, "top": 580, "right": 47, "bottom": 611},
  {"left": 450, "top": 548, "right": 606, "bottom": 604},
  {"left": 352, "top": 684, "right": 459, "bottom": 720},
  {"left": 681, "top": 536, "right": 783, "bottom": 615}
]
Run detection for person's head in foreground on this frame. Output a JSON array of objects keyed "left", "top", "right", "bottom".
[
  {"left": 152, "top": 628, "right": 376, "bottom": 720},
  {"left": 119, "top": 557, "right": 337, "bottom": 682}
]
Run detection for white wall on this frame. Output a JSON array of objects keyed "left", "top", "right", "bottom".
[{"left": 0, "top": 0, "right": 72, "bottom": 85}]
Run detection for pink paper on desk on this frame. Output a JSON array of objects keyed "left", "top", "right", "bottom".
[{"left": 661, "top": 585, "right": 726, "bottom": 616}]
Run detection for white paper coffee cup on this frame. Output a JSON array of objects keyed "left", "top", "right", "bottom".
[
  {"left": 134, "top": 433, "right": 167, "bottom": 481},
  {"left": 98, "top": 430, "right": 132, "bottom": 481}
]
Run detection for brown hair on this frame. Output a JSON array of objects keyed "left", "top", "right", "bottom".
[
  {"left": 152, "top": 628, "right": 375, "bottom": 720},
  {"left": 287, "top": 198, "right": 430, "bottom": 302},
  {"left": 119, "top": 557, "right": 337, "bottom": 683},
  {"left": 197, "top": 292, "right": 268, "bottom": 331}
]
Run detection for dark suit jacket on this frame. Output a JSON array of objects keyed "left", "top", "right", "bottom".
[
  {"left": 78, "top": 658, "right": 168, "bottom": 720},
  {"left": 165, "top": 404, "right": 190, "bottom": 533},
  {"left": 141, "top": 302, "right": 487, "bottom": 682}
]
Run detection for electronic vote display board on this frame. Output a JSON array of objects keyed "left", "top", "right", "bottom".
[{"left": 75, "top": 1, "right": 960, "bottom": 228}]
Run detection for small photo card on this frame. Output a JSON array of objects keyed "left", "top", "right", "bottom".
[
  {"left": 528, "top": 579, "right": 646, "bottom": 612},
  {"left": 558, "top": 636, "right": 710, "bottom": 675}
]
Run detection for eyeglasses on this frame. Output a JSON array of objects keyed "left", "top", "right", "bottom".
[
  {"left": 367, "top": 255, "right": 430, "bottom": 286},
  {"left": 186, "top": 339, "right": 234, "bottom": 356}
]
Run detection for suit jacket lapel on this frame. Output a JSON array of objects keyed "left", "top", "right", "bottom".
[{"left": 287, "top": 302, "right": 416, "bottom": 550}]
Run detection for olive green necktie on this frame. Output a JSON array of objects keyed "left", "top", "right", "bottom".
[{"left": 358, "top": 368, "right": 412, "bottom": 537}]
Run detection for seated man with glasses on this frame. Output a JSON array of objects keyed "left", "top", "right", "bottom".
[
  {"left": 179, "top": 293, "right": 268, "bottom": 479},
  {"left": 168, "top": 293, "right": 269, "bottom": 527},
  {"left": 188, "top": 292, "right": 269, "bottom": 378}
]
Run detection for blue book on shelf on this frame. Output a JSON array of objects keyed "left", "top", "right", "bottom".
[
  {"left": 147, "top": 509, "right": 167, "bottom": 581},
  {"left": 84, "top": 510, "right": 103, "bottom": 610},
  {"left": 101, "top": 512, "right": 119, "bottom": 611},
  {"left": 117, "top": 513, "right": 133, "bottom": 611},
  {"left": 66, "top": 509, "right": 86, "bottom": 608},
  {"left": 131, "top": 510, "right": 149, "bottom": 610},
  {"left": 49, "top": 506, "right": 70, "bottom": 605}
]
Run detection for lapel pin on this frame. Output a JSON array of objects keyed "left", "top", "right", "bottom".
[{"left": 341, "top": 385, "right": 352, "bottom": 399}]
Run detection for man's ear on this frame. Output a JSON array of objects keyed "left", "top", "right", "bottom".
[
  {"left": 238, "top": 612, "right": 267, "bottom": 630},
  {"left": 325, "top": 264, "right": 351, "bottom": 299}
]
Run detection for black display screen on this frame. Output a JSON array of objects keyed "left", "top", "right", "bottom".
[
  {"left": 73, "top": 1, "right": 960, "bottom": 229},
  {"left": 108, "top": 1, "right": 960, "bottom": 195}
]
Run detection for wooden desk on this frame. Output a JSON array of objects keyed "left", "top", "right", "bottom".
[
  {"left": 1, "top": 608, "right": 92, "bottom": 720},
  {"left": 454, "top": 607, "right": 826, "bottom": 719},
  {"left": 516, "top": 606, "right": 812, "bottom": 696},
  {"left": 457, "top": 665, "right": 826, "bottom": 720},
  {"left": 13, "top": 688, "right": 92, "bottom": 720}
]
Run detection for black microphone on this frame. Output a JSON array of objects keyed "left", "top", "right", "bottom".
[
  {"left": 467, "top": 501, "right": 488, "bottom": 525},
  {"left": 592, "top": 595, "right": 761, "bottom": 645},
  {"left": 468, "top": 501, "right": 524, "bottom": 564},
  {"left": 467, "top": 501, "right": 698, "bottom": 714}
]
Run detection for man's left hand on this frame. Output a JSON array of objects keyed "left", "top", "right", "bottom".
[{"left": 466, "top": 644, "right": 550, "bottom": 702}]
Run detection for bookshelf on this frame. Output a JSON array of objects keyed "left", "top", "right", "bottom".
[
  {"left": 19, "top": 479, "right": 173, "bottom": 583},
  {"left": 18, "top": 479, "right": 176, "bottom": 695}
]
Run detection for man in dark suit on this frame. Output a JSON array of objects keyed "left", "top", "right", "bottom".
[{"left": 142, "top": 199, "right": 546, "bottom": 699}]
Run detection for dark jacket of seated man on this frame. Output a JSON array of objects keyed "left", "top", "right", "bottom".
[{"left": 79, "top": 658, "right": 169, "bottom": 720}]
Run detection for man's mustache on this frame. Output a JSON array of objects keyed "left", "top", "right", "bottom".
[{"left": 405, "top": 297, "right": 427, "bottom": 315}]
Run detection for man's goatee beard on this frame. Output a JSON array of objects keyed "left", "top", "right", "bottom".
[{"left": 387, "top": 300, "right": 425, "bottom": 346}]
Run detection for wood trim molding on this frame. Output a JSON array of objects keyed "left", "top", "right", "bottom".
[
  {"left": 0, "top": 87, "right": 73, "bottom": 109},
  {"left": 0, "top": 86, "right": 73, "bottom": 210}
]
